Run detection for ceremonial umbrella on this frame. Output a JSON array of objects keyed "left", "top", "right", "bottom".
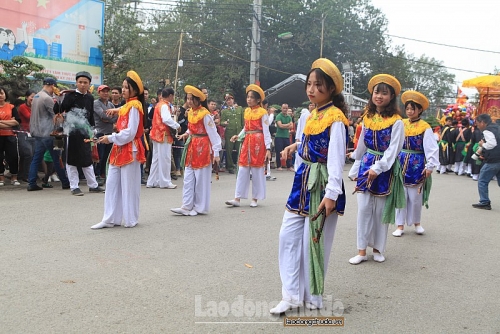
[{"left": 462, "top": 74, "right": 500, "bottom": 89}]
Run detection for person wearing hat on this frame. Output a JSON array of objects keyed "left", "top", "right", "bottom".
[
  {"left": 392, "top": 91, "right": 439, "bottom": 237},
  {"left": 93, "top": 84, "right": 118, "bottom": 182},
  {"left": 91, "top": 71, "right": 147, "bottom": 229},
  {"left": 27, "top": 77, "right": 70, "bottom": 191},
  {"left": 147, "top": 87, "right": 180, "bottom": 189},
  {"left": 58, "top": 71, "right": 104, "bottom": 196},
  {"left": 220, "top": 91, "right": 244, "bottom": 174},
  {"left": 171, "top": 85, "right": 221, "bottom": 216},
  {"left": 270, "top": 58, "right": 349, "bottom": 314},
  {"left": 224, "top": 84, "right": 271, "bottom": 208},
  {"left": 349, "top": 74, "right": 405, "bottom": 265}
]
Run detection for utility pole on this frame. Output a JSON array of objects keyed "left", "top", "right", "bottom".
[
  {"left": 249, "top": 0, "right": 262, "bottom": 85},
  {"left": 320, "top": 14, "right": 327, "bottom": 58},
  {"left": 174, "top": 31, "right": 183, "bottom": 100}
]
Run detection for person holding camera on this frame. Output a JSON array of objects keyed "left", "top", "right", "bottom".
[{"left": 471, "top": 114, "right": 500, "bottom": 210}]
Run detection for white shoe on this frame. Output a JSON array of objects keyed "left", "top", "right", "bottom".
[
  {"left": 124, "top": 222, "right": 138, "bottom": 228},
  {"left": 171, "top": 207, "right": 191, "bottom": 216},
  {"left": 373, "top": 253, "right": 385, "bottom": 263},
  {"left": 189, "top": 210, "right": 198, "bottom": 216},
  {"left": 91, "top": 222, "right": 115, "bottom": 229},
  {"left": 392, "top": 229, "right": 404, "bottom": 237},
  {"left": 51, "top": 174, "right": 60, "bottom": 182},
  {"left": 270, "top": 300, "right": 302, "bottom": 314},
  {"left": 415, "top": 225, "right": 425, "bottom": 235},
  {"left": 305, "top": 301, "right": 323, "bottom": 310},
  {"left": 349, "top": 255, "right": 368, "bottom": 265},
  {"left": 250, "top": 200, "right": 258, "bottom": 207},
  {"left": 225, "top": 200, "right": 240, "bottom": 207},
  {"left": 162, "top": 184, "right": 177, "bottom": 189}
]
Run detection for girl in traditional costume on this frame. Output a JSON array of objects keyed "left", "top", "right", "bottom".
[
  {"left": 91, "top": 71, "right": 146, "bottom": 229},
  {"left": 349, "top": 74, "right": 405, "bottom": 265},
  {"left": 171, "top": 86, "right": 221, "bottom": 216},
  {"left": 392, "top": 91, "right": 439, "bottom": 237},
  {"left": 270, "top": 58, "right": 349, "bottom": 314},
  {"left": 225, "top": 84, "right": 271, "bottom": 208}
]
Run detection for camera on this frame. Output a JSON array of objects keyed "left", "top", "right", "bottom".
[{"left": 471, "top": 147, "right": 483, "bottom": 161}]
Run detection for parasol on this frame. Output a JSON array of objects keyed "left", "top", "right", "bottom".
[{"left": 462, "top": 74, "right": 500, "bottom": 89}]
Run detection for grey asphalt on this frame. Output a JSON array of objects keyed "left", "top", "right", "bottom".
[{"left": 1, "top": 167, "right": 499, "bottom": 333}]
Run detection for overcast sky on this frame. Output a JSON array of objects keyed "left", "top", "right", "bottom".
[{"left": 371, "top": 0, "right": 499, "bottom": 95}]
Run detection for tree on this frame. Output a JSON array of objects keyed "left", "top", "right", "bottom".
[{"left": 0, "top": 56, "right": 46, "bottom": 101}]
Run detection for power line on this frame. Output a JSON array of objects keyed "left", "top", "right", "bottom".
[{"left": 387, "top": 34, "right": 500, "bottom": 54}]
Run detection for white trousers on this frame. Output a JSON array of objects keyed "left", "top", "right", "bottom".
[
  {"left": 66, "top": 164, "right": 98, "bottom": 190},
  {"left": 100, "top": 160, "right": 141, "bottom": 227},
  {"left": 278, "top": 210, "right": 337, "bottom": 307},
  {"left": 395, "top": 185, "right": 422, "bottom": 226},
  {"left": 147, "top": 141, "right": 173, "bottom": 188},
  {"left": 454, "top": 161, "right": 465, "bottom": 175},
  {"left": 181, "top": 166, "right": 212, "bottom": 214},
  {"left": 235, "top": 166, "right": 266, "bottom": 200},
  {"left": 356, "top": 192, "right": 389, "bottom": 253}
]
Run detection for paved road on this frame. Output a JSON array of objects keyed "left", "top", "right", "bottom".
[{"left": 1, "top": 167, "right": 499, "bottom": 333}]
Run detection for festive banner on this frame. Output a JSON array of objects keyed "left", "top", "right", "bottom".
[{"left": 0, "top": 0, "right": 104, "bottom": 84}]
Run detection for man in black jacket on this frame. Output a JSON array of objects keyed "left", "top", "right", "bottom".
[
  {"left": 58, "top": 71, "right": 104, "bottom": 196},
  {"left": 472, "top": 114, "right": 500, "bottom": 210}
]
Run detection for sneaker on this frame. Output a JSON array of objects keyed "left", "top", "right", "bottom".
[
  {"left": 373, "top": 253, "right": 385, "bottom": 263},
  {"left": 0, "top": 181, "right": 4, "bottom": 186},
  {"left": 349, "top": 255, "right": 368, "bottom": 265},
  {"left": 41, "top": 183, "right": 53, "bottom": 188},
  {"left": 250, "top": 200, "right": 258, "bottom": 208},
  {"left": 225, "top": 200, "right": 240, "bottom": 207},
  {"left": 472, "top": 202, "right": 491, "bottom": 210},
  {"left": 414, "top": 225, "right": 425, "bottom": 235},
  {"left": 189, "top": 210, "right": 198, "bottom": 216},
  {"left": 27, "top": 184, "right": 43, "bottom": 191},
  {"left": 392, "top": 229, "right": 404, "bottom": 237},
  {"left": 175, "top": 170, "right": 182, "bottom": 176},
  {"left": 266, "top": 175, "right": 276, "bottom": 181},
  {"left": 71, "top": 188, "right": 84, "bottom": 196},
  {"left": 161, "top": 184, "right": 177, "bottom": 189},
  {"left": 12, "top": 180, "right": 21, "bottom": 186},
  {"left": 89, "top": 186, "right": 105, "bottom": 193},
  {"left": 96, "top": 178, "right": 105, "bottom": 187},
  {"left": 50, "top": 174, "right": 60, "bottom": 182}
]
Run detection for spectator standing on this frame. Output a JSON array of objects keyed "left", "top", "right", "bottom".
[
  {"left": 27, "top": 78, "right": 70, "bottom": 191},
  {"left": 0, "top": 86, "right": 21, "bottom": 186},
  {"left": 93, "top": 85, "right": 117, "bottom": 181},
  {"left": 220, "top": 92, "right": 244, "bottom": 174},
  {"left": 16, "top": 89, "right": 36, "bottom": 182},
  {"left": 275, "top": 104, "right": 293, "bottom": 171}
]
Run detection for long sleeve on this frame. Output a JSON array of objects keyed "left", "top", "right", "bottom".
[
  {"left": 371, "top": 120, "right": 404, "bottom": 175},
  {"left": 108, "top": 107, "right": 139, "bottom": 146},
  {"left": 324, "top": 121, "right": 347, "bottom": 201},
  {"left": 423, "top": 128, "right": 439, "bottom": 170},
  {"left": 262, "top": 114, "right": 271, "bottom": 149},
  {"left": 160, "top": 104, "right": 180, "bottom": 129},
  {"left": 204, "top": 114, "right": 222, "bottom": 157},
  {"left": 482, "top": 130, "right": 497, "bottom": 150},
  {"left": 93, "top": 100, "right": 116, "bottom": 122},
  {"left": 352, "top": 125, "right": 367, "bottom": 160}
]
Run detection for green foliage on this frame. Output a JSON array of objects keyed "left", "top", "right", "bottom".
[
  {"left": 0, "top": 56, "right": 46, "bottom": 101},
  {"left": 423, "top": 116, "right": 440, "bottom": 128},
  {"left": 99, "top": 0, "right": 457, "bottom": 109}
]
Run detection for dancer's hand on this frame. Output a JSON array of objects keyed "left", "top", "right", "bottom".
[
  {"left": 364, "top": 169, "right": 378, "bottom": 187},
  {"left": 230, "top": 135, "right": 238, "bottom": 142},
  {"left": 422, "top": 168, "right": 432, "bottom": 178},
  {"left": 265, "top": 149, "right": 271, "bottom": 161},
  {"left": 281, "top": 143, "right": 297, "bottom": 161},
  {"left": 318, "top": 197, "right": 336, "bottom": 217},
  {"left": 97, "top": 135, "right": 110, "bottom": 144},
  {"left": 213, "top": 156, "right": 220, "bottom": 164}
]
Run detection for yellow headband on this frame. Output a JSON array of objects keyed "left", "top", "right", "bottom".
[
  {"left": 127, "top": 70, "right": 144, "bottom": 95},
  {"left": 246, "top": 84, "right": 265, "bottom": 102},
  {"left": 401, "top": 90, "right": 429, "bottom": 111},
  {"left": 368, "top": 74, "right": 401, "bottom": 96},
  {"left": 310, "top": 58, "right": 344, "bottom": 95},
  {"left": 184, "top": 85, "right": 206, "bottom": 102}
]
